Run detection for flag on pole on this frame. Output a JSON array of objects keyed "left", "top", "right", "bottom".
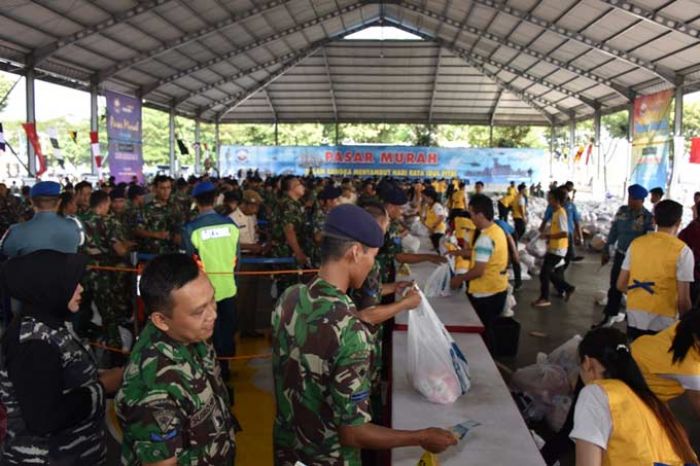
[
  {"left": 176, "top": 138, "right": 189, "bottom": 155},
  {"left": 22, "top": 122, "right": 47, "bottom": 176},
  {"left": 69, "top": 130, "right": 78, "bottom": 144},
  {"left": 690, "top": 137, "right": 700, "bottom": 164},
  {"left": 90, "top": 130, "right": 102, "bottom": 168},
  {"left": 0, "top": 123, "right": 5, "bottom": 152},
  {"left": 573, "top": 145, "right": 585, "bottom": 162},
  {"left": 48, "top": 128, "right": 65, "bottom": 168}
]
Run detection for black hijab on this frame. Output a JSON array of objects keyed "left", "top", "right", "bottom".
[{"left": 2, "top": 250, "right": 88, "bottom": 328}]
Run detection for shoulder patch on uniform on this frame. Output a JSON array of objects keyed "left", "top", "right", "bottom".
[
  {"left": 350, "top": 390, "right": 369, "bottom": 403},
  {"left": 149, "top": 429, "right": 178, "bottom": 442}
]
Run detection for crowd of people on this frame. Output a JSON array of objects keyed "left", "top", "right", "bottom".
[{"left": 0, "top": 170, "right": 697, "bottom": 465}]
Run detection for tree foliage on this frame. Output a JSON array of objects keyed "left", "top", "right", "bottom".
[{"left": 0, "top": 74, "right": 15, "bottom": 114}]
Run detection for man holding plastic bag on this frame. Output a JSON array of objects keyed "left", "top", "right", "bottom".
[
  {"left": 272, "top": 204, "right": 456, "bottom": 466},
  {"left": 448, "top": 194, "right": 509, "bottom": 353}
]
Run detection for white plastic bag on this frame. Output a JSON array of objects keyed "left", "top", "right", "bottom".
[
  {"left": 511, "top": 363, "right": 571, "bottom": 415},
  {"left": 401, "top": 233, "right": 420, "bottom": 253},
  {"left": 590, "top": 234, "right": 606, "bottom": 252},
  {"left": 526, "top": 233, "right": 547, "bottom": 258},
  {"left": 546, "top": 335, "right": 583, "bottom": 387},
  {"left": 410, "top": 221, "right": 430, "bottom": 238},
  {"left": 407, "top": 291, "right": 471, "bottom": 404},
  {"left": 424, "top": 263, "right": 451, "bottom": 297},
  {"left": 546, "top": 395, "right": 573, "bottom": 432}
]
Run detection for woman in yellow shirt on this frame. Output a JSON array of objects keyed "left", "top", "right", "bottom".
[
  {"left": 423, "top": 189, "right": 447, "bottom": 251},
  {"left": 571, "top": 327, "right": 696, "bottom": 466},
  {"left": 632, "top": 309, "right": 700, "bottom": 416}
]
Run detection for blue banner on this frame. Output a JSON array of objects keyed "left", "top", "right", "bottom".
[
  {"left": 106, "top": 90, "right": 144, "bottom": 183},
  {"left": 219, "top": 145, "right": 546, "bottom": 184},
  {"left": 630, "top": 140, "right": 669, "bottom": 189}
]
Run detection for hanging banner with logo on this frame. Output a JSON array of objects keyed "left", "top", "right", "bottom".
[
  {"left": 218, "top": 145, "right": 545, "bottom": 183},
  {"left": 106, "top": 90, "right": 144, "bottom": 183},
  {"left": 630, "top": 89, "right": 673, "bottom": 189}
]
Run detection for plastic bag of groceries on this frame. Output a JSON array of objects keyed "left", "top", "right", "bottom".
[
  {"left": 408, "top": 290, "right": 471, "bottom": 404},
  {"left": 511, "top": 363, "right": 571, "bottom": 419},
  {"left": 401, "top": 233, "right": 421, "bottom": 253},
  {"left": 424, "top": 263, "right": 451, "bottom": 297},
  {"left": 410, "top": 221, "right": 430, "bottom": 238},
  {"left": 526, "top": 233, "right": 547, "bottom": 258},
  {"left": 545, "top": 335, "right": 583, "bottom": 387},
  {"left": 546, "top": 395, "right": 573, "bottom": 432},
  {"left": 590, "top": 234, "right": 606, "bottom": 252}
]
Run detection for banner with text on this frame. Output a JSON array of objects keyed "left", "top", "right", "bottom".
[
  {"left": 106, "top": 90, "right": 144, "bottom": 183},
  {"left": 219, "top": 145, "right": 546, "bottom": 183},
  {"left": 631, "top": 90, "right": 673, "bottom": 189}
]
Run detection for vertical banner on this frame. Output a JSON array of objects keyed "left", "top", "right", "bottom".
[
  {"left": 90, "top": 131, "right": 102, "bottom": 169},
  {"left": 106, "top": 90, "right": 143, "bottom": 183},
  {"left": 630, "top": 89, "right": 673, "bottom": 189}
]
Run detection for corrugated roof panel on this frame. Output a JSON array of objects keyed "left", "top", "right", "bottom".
[
  {"left": 656, "top": 43, "right": 700, "bottom": 71},
  {"left": 659, "top": 0, "right": 700, "bottom": 22}
]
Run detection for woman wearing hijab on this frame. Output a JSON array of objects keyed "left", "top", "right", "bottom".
[{"left": 0, "top": 250, "right": 123, "bottom": 465}]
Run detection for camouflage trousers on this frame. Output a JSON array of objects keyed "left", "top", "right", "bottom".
[{"left": 79, "top": 267, "right": 133, "bottom": 355}]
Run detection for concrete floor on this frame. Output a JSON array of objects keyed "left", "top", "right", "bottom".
[{"left": 501, "top": 249, "right": 700, "bottom": 465}]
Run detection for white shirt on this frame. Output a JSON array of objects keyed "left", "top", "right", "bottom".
[
  {"left": 230, "top": 208, "right": 257, "bottom": 245},
  {"left": 622, "top": 244, "right": 695, "bottom": 331},
  {"left": 548, "top": 211, "right": 569, "bottom": 257},
  {"left": 570, "top": 384, "right": 612, "bottom": 450},
  {"left": 471, "top": 233, "right": 497, "bottom": 298}
]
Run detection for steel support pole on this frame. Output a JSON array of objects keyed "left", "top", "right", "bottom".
[
  {"left": 594, "top": 104, "right": 602, "bottom": 183},
  {"left": 169, "top": 106, "right": 176, "bottom": 176},
  {"left": 89, "top": 80, "right": 99, "bottom": 176},
  {"left": 215, "top": 121, "right": 220, "bottom": 175},
  {"left": 625, "top": 100, "right": 634, "bottom": 197},
  {"left": 26, "top": 65, "right": 36, "bottom": 176},
  {"left": 335, "top": 122, "right": 340, "bottom": 146},
  {"left": 569, "top": 117, "right": 576, "bottom": 177},
  {"left": 274, "top": 120, "right": 279, "bottom": 146},
  {"left": 670, "top": 82, "right": 684, "bottom": 197},
  {"left": 549, "top": 123, "right": 555, "bottom": 179},
  {"left": 194, "top": 119, "right": 201, "bottom": 175}
]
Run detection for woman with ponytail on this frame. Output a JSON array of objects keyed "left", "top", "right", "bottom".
[
  {"left": 632, "top": 308, "right": 700, "bottom": 416},
  {"left": 571, "top": 327, "right": 697, "bottom": 466}
]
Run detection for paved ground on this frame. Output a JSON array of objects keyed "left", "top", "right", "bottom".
[{"left": 501, "top": 248, "right": 700, "bottom": 465}]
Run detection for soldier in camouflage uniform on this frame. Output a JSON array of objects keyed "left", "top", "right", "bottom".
[
  {"left": 307, "top": 185, "right": 342, "bottom": 266},
  {"left": 271, "top": 176, "right": 309, "bottom": 290},
  {"left": 108, "top": 187, "right": 136, "bottom": 336},
  {"left": 79, "top": 191, "right": 131, "bottom": 358},
  {"left": 116, "top": 254, "right": 236, "bottom": 465},
  {"left": 125, "top": 184, "right": 147, "bottom": 240},
  {"left": 134, "top": 175, "right": 183, "bottom": 255},
  {"left": 174, "top": 177, "right": 195, "bottom": 223},
  {"left": 272, "top": 204, "right": 455, "bottom": 466},
  {"left": 0, "top": 183, "right": 20, "bottom": 237}
]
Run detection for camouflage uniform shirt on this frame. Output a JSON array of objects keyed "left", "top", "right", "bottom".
[
  {"left": 271, "top": 195, "right": 306, "bottom": 258},
  {"left": 376, "top": 220, "right": 403, "bottom": 283},
  {"left": 350, "top": 261, "right": 384, "bottom": 389},
  {"left": 136, "top": 199, "right": 183, "bottom": 254},
  {"left": 272, "top": 276, "right": 372, "bottom": 466},
  {"left": 115, "top": 321, "right": 236, "bottom": 466}
]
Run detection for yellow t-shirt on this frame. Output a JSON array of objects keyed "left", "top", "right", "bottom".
[{"left": 632, "top": 322, "right": 700, "bottom": 401}]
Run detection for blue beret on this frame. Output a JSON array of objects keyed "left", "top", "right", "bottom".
[
  {"left": 628, "top": 184, "right": 648, "bottom": 200},
  {"left": 30, "top": 181, "right": 61, "bottom": 198},
  {"left": 324, "top": 204, "right": 384, "bottom": 248},
  {"left": 380, "top": 186, "right": 408, "bottom": 206},
  {"left": 318, "top": 185, "right": 342, "bottom": 201},
  {"left": 192, "top": 181, "right": 216, "bottom": 197}
]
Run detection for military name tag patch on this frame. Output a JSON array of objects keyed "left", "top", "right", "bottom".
[
  {"left": 150, "top": 429, "right": 178, "bottom": 442},
  {"left": 201, "top": 227, "right": 231, "bottom": 240},
  {"left": 350, "top": 390, "right": 369, "bottom": 403}
]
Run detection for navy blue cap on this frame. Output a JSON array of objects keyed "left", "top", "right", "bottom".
[
  {"left": 128, "top": 185, "right": 146, "bottom": 199},
  {"left": 380, "top": 186, "right": 408, "bottom": 206},
  {"left": 324, "top": 204, "right": 384, "bottom": 248},
  {"left": 192, "top": 181, "right": 216, "bottom": 197},
  {"left": 318, "top": 185, "right": 342, "bottom": 201},
  {"left": 30, "top": 181, "right": 61, "bottom": 198},
  {"left": 109, "top": 186, "right": 126, "bottom": 200},
  {"left": 628, "top": 184, "right": 648, "bottom": 200}
]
